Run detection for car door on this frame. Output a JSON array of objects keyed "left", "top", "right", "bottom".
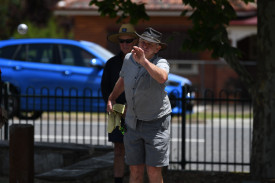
[
  {"left": 54, "top": 43, "right": 104, "bottom": 112},
  {"left": 7, "top": 43, "right": 61, "bottom": 93},
  {"left": 19, "top": 43, "right": 104, "bottom": 112},
  {"left": 0, "top": 43, "right": 59, "bottom": 112}
]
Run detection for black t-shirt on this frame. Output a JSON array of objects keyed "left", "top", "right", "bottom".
[{"left": 101, "top": 52, "right": 126, "bottom": 104}]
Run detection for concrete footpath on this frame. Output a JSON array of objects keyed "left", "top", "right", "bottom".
[
  {"left": 0, "top": 141, "right": 127, "bottom": 183},
  {"left": 35, "top": 151, "right": 116, "bottom": 183}
]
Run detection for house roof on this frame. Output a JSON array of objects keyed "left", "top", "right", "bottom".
[
  {"left": 230, "top": 16, "right": 257, "bottom": 26},
  {"left": 55, "top": 0, "right": 257, "bottom": 17},
  {"left": 56, "top": 0, "right": 188, "bottom": 11}
]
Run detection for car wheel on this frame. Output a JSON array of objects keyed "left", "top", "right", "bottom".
[
  {"left": 17, "top": 111, "right": 43, "bottom": 120},
  {"left": 1, "top": 83, "right": 19, "bottom": 119}
]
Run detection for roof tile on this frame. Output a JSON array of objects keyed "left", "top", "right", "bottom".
[{"left": 56, "top": 0, "right": 256, "bottom": 12}]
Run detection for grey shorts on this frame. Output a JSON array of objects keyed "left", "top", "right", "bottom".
[{"left": 124, "top": 114, "right": 171, "bottom": 167}]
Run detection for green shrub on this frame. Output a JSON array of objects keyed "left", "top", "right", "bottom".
[{"left": 12, "top": 17, "right": 73, "bottom": 39}]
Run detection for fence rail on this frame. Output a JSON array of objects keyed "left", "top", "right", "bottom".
[{"left": 0, "top": 85, "right": 253, "bottom": 172}]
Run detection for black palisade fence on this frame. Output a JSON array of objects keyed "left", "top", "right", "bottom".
[{"left": 0, "top": 85, "right": 252, "bottom": 172}]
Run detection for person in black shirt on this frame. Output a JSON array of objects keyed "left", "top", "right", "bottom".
[{"left": 101, "top": 24, "right": 138, "bottom": 183}]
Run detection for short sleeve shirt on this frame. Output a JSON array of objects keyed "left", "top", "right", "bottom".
[{"left": 120, "top": 53, "right": 172, "bottom": 130}]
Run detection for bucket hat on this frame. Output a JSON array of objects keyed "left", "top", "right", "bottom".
[
  {"left": 135, "top": 27, "right": 167, "bottom": 50},
  {"left": 107, "top": 24, "right": 138, "bottom": 43}
]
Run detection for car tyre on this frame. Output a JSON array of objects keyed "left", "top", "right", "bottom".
[{"left": 1, "top": 83, "right": 19, "bottom": 119}]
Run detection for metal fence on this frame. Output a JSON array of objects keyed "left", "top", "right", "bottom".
[
  {"left": 0, "top": 85, "right": 253, "bottom": 172},
  {"left": 170, "top": 88, "right": 252, "bottom": 172}
]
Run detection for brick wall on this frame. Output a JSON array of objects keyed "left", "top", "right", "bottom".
[
  {"left": 72, "top": 15, "right": 242, "bottom": 96},
  {"left": 74, "top": 16, "right": 116, "bottom": 47}
]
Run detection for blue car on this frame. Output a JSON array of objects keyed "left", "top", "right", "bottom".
[{"left": 0, "top": 38, "right": 193, "bottom": 119}]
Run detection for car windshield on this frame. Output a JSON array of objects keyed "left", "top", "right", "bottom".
[{"left": 80, "top": 40, "right": 114, "bottom": 62}]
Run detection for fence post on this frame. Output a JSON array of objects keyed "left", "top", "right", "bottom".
[
  {"left": 181, "top": 86, "right": 187, "bottom": 169},
  {"left": 0, "top": 69, "right": 8, "bottom": 135},
  {"left": 9, "top": 124, "right": 34, "bottom": 183},
  {"left": 0, "top": 69, "right": 2, "bottom": 129}
]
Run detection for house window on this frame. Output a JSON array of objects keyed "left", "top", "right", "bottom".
[
  {"left": 169, "top": 60, "right": 199, "bottom": 75},
  {"left": 160, "top": 30, "right": 200, "bottom": 75}
]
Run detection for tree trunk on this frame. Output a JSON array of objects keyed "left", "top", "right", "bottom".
[{"left": 250, "top": 0, "right": 275, "bottom": 178}]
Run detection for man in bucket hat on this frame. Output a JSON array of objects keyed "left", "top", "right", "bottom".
[
  {"left": 107, "top": 27, "right": 171, "bottom": 183},
  {"left": 101, "top": 23, "right": 138, "bottom": 183}
]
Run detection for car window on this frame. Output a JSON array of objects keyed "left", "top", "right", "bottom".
[
  {"left": 9, "top": 44, "right": 54, "bottom": 63},
  {"left": 14, "top": 44, "right": 27, "bottom": 61},
  {"left": 59, "top": 44, "right": 95, "bottom": 67},
  {"left": 0, "top": 45, "right": 18, "bottom": 59},
  {"left": 28, "top": 44, "right": 54, "bottom": 63}
]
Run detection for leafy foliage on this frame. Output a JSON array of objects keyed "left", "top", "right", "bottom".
[
  {"left": 89, "top": 0, "right": 255, "bottom": 86},
  {"left": 89, "top": 0, "right": 254, "bottom": 59},
  {"left": 89, "top": 0, "right": 149, "bottom": 24},
  {"left": 11, "top": 17, "right": 73, "bottom": 39},
  {"left": 181, "top": 0, "right": 238, "bottom": 58},
  {"left": 0, "top": 0, "right": 72, "bottom": 40},
  {"left": 0, "top": 0, "right": 22, "bottom": 39}
]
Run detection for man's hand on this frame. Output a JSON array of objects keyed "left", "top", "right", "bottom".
[
  {"left": 107, "top": 98, "right": 116, "bottom": 113},
  {"left": 131, "top": 46, "right": 146, "bottom": 66}
]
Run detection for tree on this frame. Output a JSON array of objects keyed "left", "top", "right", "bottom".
[
  {"left": 90, "top": 0, "right": 275, "bottom": 179},
  {"left": 0, "top": 0, "right": 22, "bottom": 39},
  {"left": 0, "top": 0, "right": 66, "bottom": 40}
]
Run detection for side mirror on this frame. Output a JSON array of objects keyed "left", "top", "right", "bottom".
[{"left": 89, "top": 58, "right": 105, "bottom": 69}]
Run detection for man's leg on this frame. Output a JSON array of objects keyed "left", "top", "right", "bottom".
[
  {"left": 146, "top": 166, "right": 163, "bottom": 183},
  {"left": 129, "top": 164, "right": 145, "bottom": 183},
  {"left": 114, "top": 142, "right": 125, "bottom": 183}
]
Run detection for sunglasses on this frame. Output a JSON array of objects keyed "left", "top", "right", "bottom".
[{"left": 118, "top": 38, "right": 135, "bottom": 44}]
